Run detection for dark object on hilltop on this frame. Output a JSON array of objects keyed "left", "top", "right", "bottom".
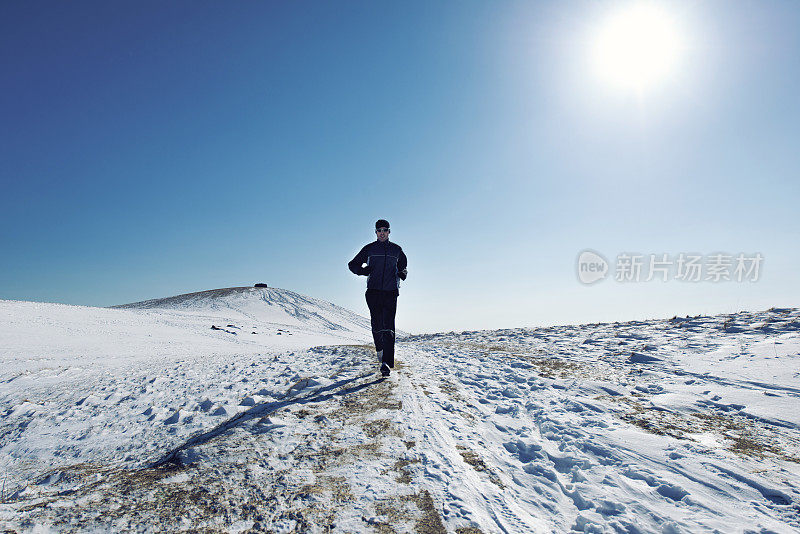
[{"left": 254, "top": 283, "right": 268, "bottom": 288}]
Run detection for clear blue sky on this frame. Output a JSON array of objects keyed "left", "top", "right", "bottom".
[{"left": 2, "top": 1, "right": 798, "bottom": 332}]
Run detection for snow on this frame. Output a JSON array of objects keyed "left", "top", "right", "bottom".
[{"left": 1, "top": 290, "right": 800, "bottom": 532}]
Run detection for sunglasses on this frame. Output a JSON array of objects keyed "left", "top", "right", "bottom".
[{"left": 376, "top": 228, "right": 390, "bottom": 233}]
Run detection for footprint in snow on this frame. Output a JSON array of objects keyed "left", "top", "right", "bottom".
[
  {"left": 503, "top": 440, "right": 545, "bottom": 463},
  {"left": 164, "top": 410, "right": 181, "bottom": 424},
  {"left": 595, "top": 499, "right": 626, "bottom": 516},
  {"left": 656, "top": 483, "right": 689, "bottom": 502}
]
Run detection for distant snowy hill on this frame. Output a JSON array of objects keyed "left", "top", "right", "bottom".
[
  {"left": 0, "top": 287, "right": 372, "bottom": 378},
  {"left": 113, "top": 286, "right": 372, "bottom": 335}
]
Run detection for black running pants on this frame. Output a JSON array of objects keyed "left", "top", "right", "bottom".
[{"left": 365, "top": 289, "right": 397, "bottom": 368}]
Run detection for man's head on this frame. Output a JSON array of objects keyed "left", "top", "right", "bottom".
[{"left": 375, "top": 219, "right": 390, "bottom": 242}]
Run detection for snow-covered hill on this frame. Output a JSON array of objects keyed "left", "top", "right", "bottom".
[
  {"left": 2, "top": 303, "right": 799, "bottom": 533},
  {"left": 114, "top": 285, "right": 373, "bottom": 335}
]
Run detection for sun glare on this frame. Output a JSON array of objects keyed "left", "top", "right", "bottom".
[{"left": 592, "top": 3, "right": 684, "bottom": 93}]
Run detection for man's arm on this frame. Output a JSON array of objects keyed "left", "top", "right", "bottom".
[
  {"left": 348, "top": 245, "right": 371, "bottom": 276},
  {"left": 398, "top": 248, "right": 408, "bottom": 280}
]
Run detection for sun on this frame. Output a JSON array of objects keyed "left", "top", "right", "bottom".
[{"left": 592, "top": 3, "right": 684, "bottom": 93}]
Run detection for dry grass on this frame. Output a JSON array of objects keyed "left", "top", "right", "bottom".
[
  {"left": 430, "top": 340, "right": 583, "bottom": 379},
  {"left": 456, "top": 445, "right": 504, "bottom": 489},
  {"left": 300, "top": 475, "right": 354, "bottom": 504},
  {"left": 14, "top": 461, "right": 277, "bottom": 532},
  {"left": 366, "top": 490, "right": 447, "bottom": 534},
  {"left": 439, "top": 379, "right": 461, "bottom": 398},
  {"left": 383, "top": 458, "right": 420, "bottom": 485},
  {"left": 598, "top": 395, "right": 800, "bottom": 462},
  {"left": 409, "top": 490, "right": 448, "bottom": 534},
  {"left": 330, "top": 379, "right": 402, "bottom": 419},
  {"left": 363, "top": 419, "right": 402, "bottom": 439},
  {"left": 525, "top": 357, "right": 581, "bottom": 379},
  {"left": 694, "top": 413, "right": 800, "bottom": 462}
]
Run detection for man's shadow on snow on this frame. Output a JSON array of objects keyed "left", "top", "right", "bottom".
[{"left": 149, "top": 373, "right": 386, "bottom": 468}]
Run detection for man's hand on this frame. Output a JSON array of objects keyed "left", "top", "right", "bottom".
[
  {"left": 359, "top": 265, "right": 373, "bottom": 276},
  {"left": 398, "top": 268, "right": 408, "bottom": 280}
]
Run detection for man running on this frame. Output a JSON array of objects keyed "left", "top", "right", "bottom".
[{"left": 348, "top": 219, "right": 408, "bottom": 377}]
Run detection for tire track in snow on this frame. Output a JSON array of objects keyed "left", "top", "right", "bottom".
[{"left": 396, "top": 346, "right": 549, "bottom": 533}]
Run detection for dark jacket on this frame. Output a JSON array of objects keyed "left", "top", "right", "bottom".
[{"left": 349, "top": 240, "right": 408, "bottom": 293}]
